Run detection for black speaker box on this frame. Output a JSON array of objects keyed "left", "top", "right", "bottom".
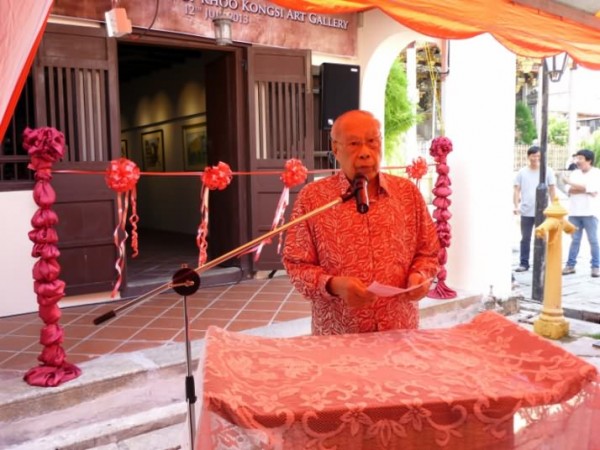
[{"left": 320, "top": 63, "right": 360, "bottom": 130}]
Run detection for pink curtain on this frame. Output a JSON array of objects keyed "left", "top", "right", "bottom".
[{"left": 23, "top": 127, "right": 81, "bottom": 387}]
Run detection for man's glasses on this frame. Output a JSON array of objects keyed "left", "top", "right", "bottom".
[{"left": 334, "top": 135, "right": 382, "bottom": 151}]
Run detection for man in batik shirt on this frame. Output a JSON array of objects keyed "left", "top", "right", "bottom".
[{"left": 283, "top": 110, "right": 440, "bottom": 335}]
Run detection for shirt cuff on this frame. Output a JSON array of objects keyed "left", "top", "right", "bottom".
[{"left": 320, "top": 274, "right": 338, "bottom": 301}]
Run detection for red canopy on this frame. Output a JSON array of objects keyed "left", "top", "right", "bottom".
[
  {"left": 0, "top": 0, "right": 53, "bottom": 143},
  {"left": 270, "top": 0, "right": 600, "bottom": 69}
]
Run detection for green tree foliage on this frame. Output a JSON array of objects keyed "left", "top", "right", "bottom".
[
  {"left": 384, "top": 58, "right": 418, "bottom": 165},
  {"left": 548, "top": 116, "right": 569, "bottom": 146},
  {"left": 579, "top": 130, "right": 600, "bottom": 168},
  {"left": 515, "top": 101, "right": 537, "bottom": 145}
]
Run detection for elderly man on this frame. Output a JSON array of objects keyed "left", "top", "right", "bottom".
[{"left": 282, "top": 109, "right": 440, "bottom": 335}]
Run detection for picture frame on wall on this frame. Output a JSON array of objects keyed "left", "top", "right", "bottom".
[
  {"left": 141, "top": 130, "right": 165, "bottom": 171},
  {"left": 120, "top": 139, "right": 128, "bottom": 158},
  {"left": 182, "top": 123, "right": 207, "bottom": 171}
]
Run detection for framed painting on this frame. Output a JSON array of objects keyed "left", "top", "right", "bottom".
[
  {"left": 182, "top": 123, "right": 207, "bottom": 171},
  {"left": 141, "top": 130, "right": 165, "bottom": 171},
  {"left": 120, "top": 139, "right": 128, "bottom": 158}
]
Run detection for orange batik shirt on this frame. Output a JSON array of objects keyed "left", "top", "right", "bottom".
[{"left": 283, "top": 171, "right": 440, "bottom": 335}]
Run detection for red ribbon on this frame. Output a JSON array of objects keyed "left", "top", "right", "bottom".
[
  {"left": 197, "top": 162, "right": 233, "bottom": 266},
  {"left": 405, "top": 156, "right": 429, "bottom": 182},
  {"left": 253, "top": 159, "right": 308, "bottom": 262},
  {"left": 105, "top": 158, "right": 141, "bottom": 298},
  {"left": 201, "top": 161, "right": 233, "bottom": 190},
  {"left": 281, "top": 158, "right": 308, "bottom": 188}
]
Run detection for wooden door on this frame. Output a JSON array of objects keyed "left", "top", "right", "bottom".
[
  {"left": 247, "top": 46, "right": 314, "bottom": 271},
  {"left": 33, "top": 23, "right": 120, "bottom": 295}
]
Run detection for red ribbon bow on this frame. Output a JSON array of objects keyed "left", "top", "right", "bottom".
[
  {"left": 105, "top": 158, "right": 141, "bottom": 298},
  {"left": 280, "top": 158, "right": 308, "bottom": 188},
  {"left": 202, "top": 162, "right": 233, "bottom": 190},
  {"left": 406, "top": 156, "right": 429, "bottom": 181}
]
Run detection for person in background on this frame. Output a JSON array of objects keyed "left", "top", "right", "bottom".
[
  {"left": 282, "top": 110, "right": 440, "bottom": 336},
  {"left": 567, "top": 153, "right": 578, "bottom": 171},
  {"left": 561, "top": 149, "right": 600, "bottom": 277},
  {"left": 513, "top": 146, "right": 557, "bottom": 272}
]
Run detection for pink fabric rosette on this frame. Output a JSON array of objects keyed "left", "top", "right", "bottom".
[
  {"left": 196, "top": 162, "right": 234, "bottom": 266},
  {"left": 105, "top": 158, "right": 141, "bottom": 298},
  {"left": 23, "top": 127, "right": 82, "bottom": 387},
  {"left": 428, "top": 136, "right": 457, "bottom": 299}
]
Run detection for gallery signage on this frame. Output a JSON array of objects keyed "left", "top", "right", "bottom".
[
  {"left": 186, "top": 0, "right": 350, "bottom": 30},
  {"left": 51, "top": 0, "right": 356, "bottom": 56}
]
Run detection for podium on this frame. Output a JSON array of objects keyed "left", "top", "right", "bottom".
[{"left": 196, "top": 312, "right": 600, "bottom": 449}]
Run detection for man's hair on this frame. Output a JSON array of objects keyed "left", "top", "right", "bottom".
[
  {"left": 330, "top": 110, "right": 379, "bottom": 141},
  {"left": 527, "top": 146, "right": 540, "bottom": 156},
  {"left": 575, "top": 149, "right": 595, "bottom": 164}
]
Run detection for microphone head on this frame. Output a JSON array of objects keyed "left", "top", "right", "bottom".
[
  {"left": 353, "top": 174, "right": 368, "bottom": 188},
  {"left": 357, "top": 202, "right": 369, "bottom": 214},
  {"left": 353, "top": 175, "right": 369, "bottom": 214}
]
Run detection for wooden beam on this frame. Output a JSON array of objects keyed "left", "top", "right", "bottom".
[{"left": 513, "top": 0, "right": 600, "bottom": 31}]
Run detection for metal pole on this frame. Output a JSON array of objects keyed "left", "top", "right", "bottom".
[
  {"left": 94, "top": 195, "right": 348, "bottom": 324},
  {"left": 532, "top": 62, "right": 550, "bottom": 302}
]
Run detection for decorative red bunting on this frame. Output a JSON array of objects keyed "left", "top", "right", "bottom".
[
  {"left": 253, "top": 159, "right": 309, "bottom": 262},
  {"left": 428, "top": 136, "right": 457, "bottom": 300},
  {"left": 196, "top": 162, "right": 233, "bottom": 266},
  {"left": 23, "top": 127, "right": 82, "bottom": 387},
  {"left": 105, "top": 158, "right": 141, "bottom": 297},
  {"left": 405, "top": 156, "right": 429, "bottom": 184}
]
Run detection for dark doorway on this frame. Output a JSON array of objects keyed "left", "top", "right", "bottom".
[{"left": 116, "top": 43, "right": 243, "bottom": 297}]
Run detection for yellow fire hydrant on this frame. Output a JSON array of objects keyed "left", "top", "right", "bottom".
[{"left": 533, "top": 197, "right": 576, "bottom": 340}]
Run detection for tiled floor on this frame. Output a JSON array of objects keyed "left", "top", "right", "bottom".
[
  {"left": 0, "top": 228, "right": 310, "bottom": 374},
  {"left": 0, "top": 275, "right": 309, "bottom": 373}
]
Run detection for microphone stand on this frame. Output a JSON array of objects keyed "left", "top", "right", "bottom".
[{"left": 93, "top": 187, "right": 356, "bottom": 448}]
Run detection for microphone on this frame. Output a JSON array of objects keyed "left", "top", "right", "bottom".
[{"left": 353, "top": 175, "right": 369, "bottom": 214}]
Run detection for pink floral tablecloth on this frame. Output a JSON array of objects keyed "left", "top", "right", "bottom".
[{"left": 197, "top": 311, "right": 600, "bottom": 449}]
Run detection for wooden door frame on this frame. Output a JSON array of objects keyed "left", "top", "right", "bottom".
[{"left": 118, "top": 31, "right": 252, "bottom": 276}]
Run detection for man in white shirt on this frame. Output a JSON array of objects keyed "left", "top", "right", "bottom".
[
  {"left": 513, "top": 146, "right": 556, "bottom": 272},
  {"left": 562, "top": 149, "right": 600, "bottom": 277}
]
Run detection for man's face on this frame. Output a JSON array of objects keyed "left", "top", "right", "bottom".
[
  {"left": 576, "top": 155, "right": 592, "bottom": 170},
  {"left": 527, "top": 152, "right": 540, "bottom": 168},
  {"left": 332, "top": 114, "right": 382, "bottom": 181}
]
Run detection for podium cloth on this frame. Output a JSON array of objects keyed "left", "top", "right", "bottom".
[{"left": 196, "top": 312, "right": 600, "bottom": 449}]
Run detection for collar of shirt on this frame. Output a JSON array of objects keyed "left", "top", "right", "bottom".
[{"left": 335, "top": 171, "right": 389, "bottom": 198}]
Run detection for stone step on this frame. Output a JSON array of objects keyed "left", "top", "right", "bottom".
[
  {"left": 0, "top": 341, "right": 205, "bottom": 449},
  {"left": 6, "top": 404, "right": 187, "bottom": 450}
]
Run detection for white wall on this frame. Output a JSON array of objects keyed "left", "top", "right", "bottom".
[
  {"left": 443, "top": 34, "right": 515, "bottom": 298},
  {"left": 356, "top": 13, "right": 515, "bottom": 298},
  {"left": 0, "top": 191, "right": 38, "bottom": 316}
]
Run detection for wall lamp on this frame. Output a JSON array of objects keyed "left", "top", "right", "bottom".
[
  {"left": 105, "top": 0, "right": 132, "bottom": 38},
  {"left": 212, "top": 9, "right": 233, "bottom": 46},
  {"left": 544, "top": 53, "right": 568, "bottom": 82}
]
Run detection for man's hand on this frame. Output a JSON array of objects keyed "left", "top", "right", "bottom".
[
  {"left": 327, "top": 276, "right": 377, "bottom": 308},
  {"left": 399, "top": 272, "right": 432, "bottom": 302}
]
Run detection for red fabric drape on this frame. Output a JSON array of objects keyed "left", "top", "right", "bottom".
[
  {"left": 23, "top": 127, "right": 81, "bottom": 387},
  {"left": 0, "top": 0, "right": 53, "bottom": 142},
  {"left": 428, "top": 137, "right": 457, "bottom": 299},
  {"left": 269, "top": 0, "right": 600, "bottom": 70}
]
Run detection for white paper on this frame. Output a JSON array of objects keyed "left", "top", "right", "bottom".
[{"left": 367, "top": 279, "right": 432, "bottom": 297}]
